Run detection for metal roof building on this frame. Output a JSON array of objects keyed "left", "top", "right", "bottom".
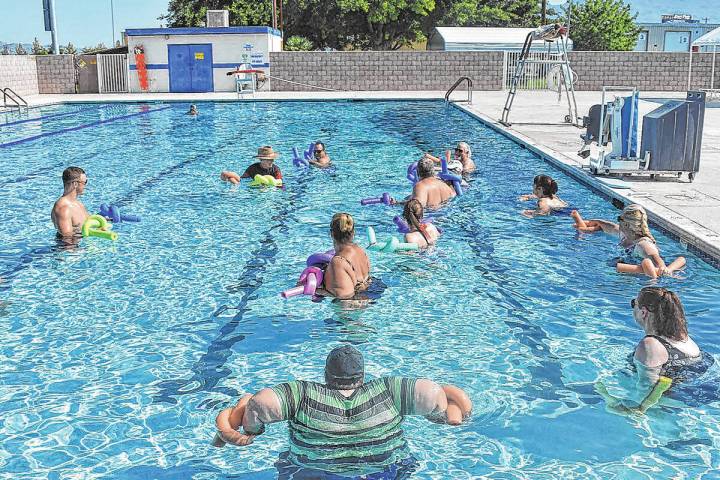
[
  {"left": 427, "top": 27, "right": 573, "bottom": 52},
  {"left": 635, "top": 20, "right": 720, "bottom": 52}
]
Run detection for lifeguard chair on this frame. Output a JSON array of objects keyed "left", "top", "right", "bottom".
[{"left": 234, "top": 64, "right": 256, "bottom": 97}]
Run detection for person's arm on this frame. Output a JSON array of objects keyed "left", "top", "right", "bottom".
[
  {"left": 413, "top": 379, "right": 451, "bottom": 423},
  {"left": 55, "top": 204, "right": 76, "bottom": 239},
  {"left": 518, "top": 193, "right": 537, "bottom": 201},
  {"left": 587, "top": 219, "right": 619, "bottom": 234},
  {"left": 322, "top": 257, "right": 356, "bottom": 299},
  {"left": 633, "top": 337, "right": 669, "bottom": 385},
  {"left": 242, "top": 387, "right": 285, "bottom": 435},
  {"left": 638, "top": 241, "right": 667, "bottom": 273}
]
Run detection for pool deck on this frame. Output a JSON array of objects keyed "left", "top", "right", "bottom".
[{"left": 9, "top": 90, "right": 720, "bottom": 264}]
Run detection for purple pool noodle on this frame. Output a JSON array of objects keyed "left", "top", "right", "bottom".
[
  {"left": 407, "top": 162, "right": 418, "bottom": 184},
  {"left": 306, "top": 250, "right": 334, "bottom": 267},
  {"left": 361, "top": 197, "right": 382, "bottom": 206},
  {"left": 299, "top": 266, "right": 323, "bottom": 295},
  {"left": 109, "top": 205, "right": 121, "bottom": 223},
  {"left": 121, "top": 213, "right": 141, "bottom": 222}
]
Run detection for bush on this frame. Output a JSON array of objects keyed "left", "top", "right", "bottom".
[{"left": 284, "top": 36, "right": 313, "bottom": 51}]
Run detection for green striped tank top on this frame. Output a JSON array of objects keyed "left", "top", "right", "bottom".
[{"left": 271, "top": 377, "right": 417, "bottom": 474}]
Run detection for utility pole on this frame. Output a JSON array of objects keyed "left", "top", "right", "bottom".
[
  {"left": 43, "top": 0, "right": 59, "bottom": 54},
  {"left": 541, "top": 0, "right": 547, "bottom": 25},
  {"left": 271, "top": 0, "right": 277, "bottom": 30},
  {"left": 111, "top": 0, "right": 117, "bottom": 46}
]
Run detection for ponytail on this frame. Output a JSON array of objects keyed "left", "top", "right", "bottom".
[{"left": 403, "top": 200, "right": 429, "bottom": 244}]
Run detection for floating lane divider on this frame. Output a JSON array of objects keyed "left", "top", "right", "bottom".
[{"left": 0, "top": 105, "right": 173, "bottom": 149}]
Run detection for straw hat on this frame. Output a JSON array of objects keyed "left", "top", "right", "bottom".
[{"left": 254, "top": 146, "right": 280, "bottom": 160}]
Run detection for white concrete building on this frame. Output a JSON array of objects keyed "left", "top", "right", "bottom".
[{"left": 125, "top": 27, "right": 282, "bottom": 93}]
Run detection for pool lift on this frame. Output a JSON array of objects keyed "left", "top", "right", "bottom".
[
  {"left": 500, "top": 23, "right": 581, "bottom": 127},
  {"left": 583, "top": 86, "right": 648, "bottom": 176}
]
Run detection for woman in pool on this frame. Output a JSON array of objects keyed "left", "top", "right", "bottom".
[
  {"left": 403, "top": 199, "right": 441, "bottom": 248},
  {"left": 316, "top": 213, "right": 371, "bottom": 300},
  {"left": 595, "top": 287, "right": 706, "bottom": 414},
  {"left": 518, "top": 174, "right": 550, "bottom": 201},
  {"left": 521, "top": 175, "right": 568, "bottom": 217},
  {"left": 425, "top": 142, "right": 476, "bottom": 175},
  {"left": 572, "top": 204, "right": 686, "bottom": 279}
]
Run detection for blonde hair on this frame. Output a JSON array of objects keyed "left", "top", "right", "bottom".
[
  {"left": 330, "top": 213, "right": 354, "bottom": 244},
  {"left": 618, "top": 204, "right": 655, "bottom": 243},
  {"left": 457, "top": 142, "right": 472, "bottom": 158}
]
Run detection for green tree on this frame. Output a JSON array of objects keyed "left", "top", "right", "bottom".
[
  {"left": 60, "top": 42, "right": 77, "bottom": 54},
  {"left": 32, "top": 37, "right": 49, "bottom": 55},
  {"left": 81, "top": 43, "right": 107, "bottom": 54},
  {"left": 284, "top": 35, "right": 313, "bottom": 51},
  {"left": 1, "top": 44, "right": 10, "bottom": 55},
  {"left": 15, "top": 43, "right": 28, "bottom": 55},
  {"left": 563, "top": 0, "right": 640, "bottom": 51}
]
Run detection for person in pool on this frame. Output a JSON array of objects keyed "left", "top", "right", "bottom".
[
  {"left": 596, "top": 287, "right": 706, "bottom": 414},
  {"left": 308, "top": 141, "right": 331, "bottom": 168},
  {"left": 187, "top": 104, "right": 198, "bottom": 116},
  {"left": 51, "top": 167, "right": 90, "bottom": 241},
  {"left": 315, "top": 213, "right": 371, "bottom": 300},
  {"left": 424, "top": 142, "right": 476, "bottom": 175},
  {"left": 403, "top": 199, "right": 441, "bottom": 248},
  {"left": 571, "top": 204, "right": 686, "bottom": 279},
  {"left": 518, "top": 174, "right": 550, "bottom": 201},
  {"left": 521, "top": 175, "right": 568, "bottom": 217},
  {"left": 220, "top": 146, "right": 283, "bottom": 185},
  {"left": 392, "top": 157, "right": 456, "bottom": 209},
  {"left": 213, "top": 345, "right": 472, "bottom": 477}
]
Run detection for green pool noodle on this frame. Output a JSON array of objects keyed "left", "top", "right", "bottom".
[
  {"left": 81, "top": 214, "right": 118, "bottom": 241},
  {"left": 366, "top": 227, "right": 418, "bottom": 253},
  {"left": 638, "top": 376, "right": 672, "bottom": 413},
  {"left": 249, "top": 174, "right": 282, "bottom": 187}
]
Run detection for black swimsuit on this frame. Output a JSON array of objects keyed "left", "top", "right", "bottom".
[{"left": 645, "top": 335, "right": 702, "bottom": 379}]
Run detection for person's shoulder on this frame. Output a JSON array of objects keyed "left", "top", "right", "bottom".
[{"left": 635, "top": 336, "right": 668, "bottom": 366}]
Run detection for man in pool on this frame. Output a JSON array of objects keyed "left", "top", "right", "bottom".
[
  {"left": 220, "top": 146, "right": 283, "bottom": 185},
  {"left": 214, "top": 345, "right": 471, "bottom": 477},
  {"left": 393, "top": 156, "right": 456, "bottom": 208},
  {"left": 51, "top": 167, "right": 90, "bottom": 241},
  {"left": 308, "top": 141, "right": 331, "bottom": 168}
]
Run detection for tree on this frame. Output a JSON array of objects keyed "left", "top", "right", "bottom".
[
  {"left": 15, "top": 43, "right": 28, "bottom": 55},
  {"left": 60, "top": 42, "right": 77, "bottom": 54},
  {"left": 1, "top": 44, "right": 10, "bottom": 55},
  {"left": 32, "top": 37, "right": 49, "bottom": 55},
  {"left": 81, "top": 43, "right": 107, "bottom": 54},
  {"left": 284, "top": 35, "right": 313, "bottom": 51},
  {"left": 563, "top": 0, "right": 640, "bottom": 51}
]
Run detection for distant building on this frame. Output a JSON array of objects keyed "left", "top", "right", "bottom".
[
  {"left": 635, "top": 15, "right": 720, "bottom": 52},
  {"left": 427, "top": 27, "right": 573, "bottom": 52}
]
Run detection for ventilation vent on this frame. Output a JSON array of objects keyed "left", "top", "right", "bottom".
[{"left": 206, "top": 10, "right": 230, "bottom": 27}]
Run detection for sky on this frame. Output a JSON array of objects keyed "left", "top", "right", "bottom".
[{"left": 0, "top": 0, "right": 717, "bottom": 48}]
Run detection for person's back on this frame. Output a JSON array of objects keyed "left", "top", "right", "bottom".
[
  {"left": 412, "top": 157, "right": 456, "bottom": 208},
  {"left": 413, "top": 177, "right": 455, "bottom": 209},
  {"left": 272, "top": 378, "right": 413, "bottom": 473},
  {"left": 405, "top": 223, "right": 440, "bottom": 248},
  {"left": 52, "top": 167, "right": 90, "bottom": 239}
]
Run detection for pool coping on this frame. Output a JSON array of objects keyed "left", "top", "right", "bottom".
[
  {"left": 450, "top": 103, "right": 720, "bottom": 268},
  {"left": 6, "top": 92, "right": 720, "bottom": 266}
]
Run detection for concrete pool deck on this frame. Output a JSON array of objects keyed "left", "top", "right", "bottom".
[{"left": 7, "top": 89, "right": 720, "bottom": 264}]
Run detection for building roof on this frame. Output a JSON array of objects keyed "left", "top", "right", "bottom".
[
  {"left": 431, "top": 27, "right": 572, "bottom": 49},
  {"left": 693, "top": 26, "right": 720, "bottom": 46},
  {"left": 125, "top": 27, "right": 282, "bottom": 38}
]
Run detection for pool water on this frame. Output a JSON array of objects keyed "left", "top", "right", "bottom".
[{"left": 1, "top": 101, "right": 720, "bottom": 479}]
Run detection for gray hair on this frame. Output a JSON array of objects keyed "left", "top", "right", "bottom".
[
  {"left": 457, "top": 142, "right": 472, "bottom": 158},
  {"left": 417, "top": 157, "right": 435, "bottom": 179}
]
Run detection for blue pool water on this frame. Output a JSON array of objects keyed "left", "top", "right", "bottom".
[{"left": 1, "top": 101, "right": 720, "bottom": 479}]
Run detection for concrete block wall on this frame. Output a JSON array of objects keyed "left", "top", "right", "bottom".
[
  {"left": 269, "top": 51, "right": 504, "bottom": 91},
  {"left": 36, "top": 55, "right": 76, "bottom": 94},
  {"left": 569, "top": 52, "right": 720, "bottom": 91},
  {"left": 0, "top": 55, "right": 39, "bottom": 97}
]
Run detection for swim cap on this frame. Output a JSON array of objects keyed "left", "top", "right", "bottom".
[{"left": 325, "top": 345, "right": 364, "bottom": 390}]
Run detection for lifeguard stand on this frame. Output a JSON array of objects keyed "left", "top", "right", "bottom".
[{"left": 500, "top": 23, "right": 580, "bottom": 127}]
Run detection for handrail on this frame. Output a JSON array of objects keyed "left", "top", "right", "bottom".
[
  {"left": 445, "top": 77, "right": 473, "bottom": 103},
  {"left": 2, "top": 87, "right": 29, "bottom": 111}
]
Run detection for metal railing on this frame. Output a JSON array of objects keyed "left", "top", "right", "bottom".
[
  {"left": 2, "top": 87, "right": 29, "bottom": 111},
  {"left": 444, "top": 77, "right": 473, "bottom": 103},
  {"left": 97, "top": 54, "right": 129, "bottom": 93},
  {"left": 504, "top": 51, "right": 563, "bottom": 90}
]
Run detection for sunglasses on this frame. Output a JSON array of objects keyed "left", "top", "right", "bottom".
[
  {"left": 314, "top": 150, "right": 324, "bottom": 154},
  {"left": 455, "top": 148, "right": 467, "bottom": 153},
  {"left": 631, "top": 298, "right": 637, "bottom": 308}
]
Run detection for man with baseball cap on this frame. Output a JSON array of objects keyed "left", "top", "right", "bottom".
[{"left": 214, "top": 345, "right": 471, "bottom": 476}]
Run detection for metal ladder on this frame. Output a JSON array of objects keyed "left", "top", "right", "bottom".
[
  {"left": 500, "top": 26, "right": 579, "bottom": 127},
  {"left": 445, "top": 77, "right": 473, "bottom": 104},
  {"left": 2, "top": 87, "right": 29, "bottom": 113}
]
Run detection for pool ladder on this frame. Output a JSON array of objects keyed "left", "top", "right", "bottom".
[
  {"left": 445, "top": 77, "right": 473, "bottom": 104},
  {"left": 2, "top": 87, "right": 29, "bottom": 113}
]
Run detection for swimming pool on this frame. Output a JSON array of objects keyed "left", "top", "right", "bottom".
[{"left": 1, "top": 100, "right": 720, "bottom": 479}]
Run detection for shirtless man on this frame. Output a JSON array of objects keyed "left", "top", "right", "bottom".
[
  {"left": 309, "top": 142, "right": 331, "bottom": 168},
  {"left": 393, "top": 157, "right": 456, "bottom": 208},
  {"left": 51, "top": 167, "right": 90, "bottom": 241}
]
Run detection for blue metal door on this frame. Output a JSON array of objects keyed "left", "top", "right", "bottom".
[
  {"left": 168, "top": 44, "right": 214, "bottom": 92},
  {"left": 189, "top": 44, "right": 213, "bottom": 92},
  {"left": 168, "top": 45, "right": 192, "bottom": 93}
]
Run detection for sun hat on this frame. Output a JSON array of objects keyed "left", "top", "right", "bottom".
[
  {"left": 324, "top": 345, "right": 365, "bottom": 390},
  {"left": 254, "top": 145, "right": 280, "bottom": 160}
]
